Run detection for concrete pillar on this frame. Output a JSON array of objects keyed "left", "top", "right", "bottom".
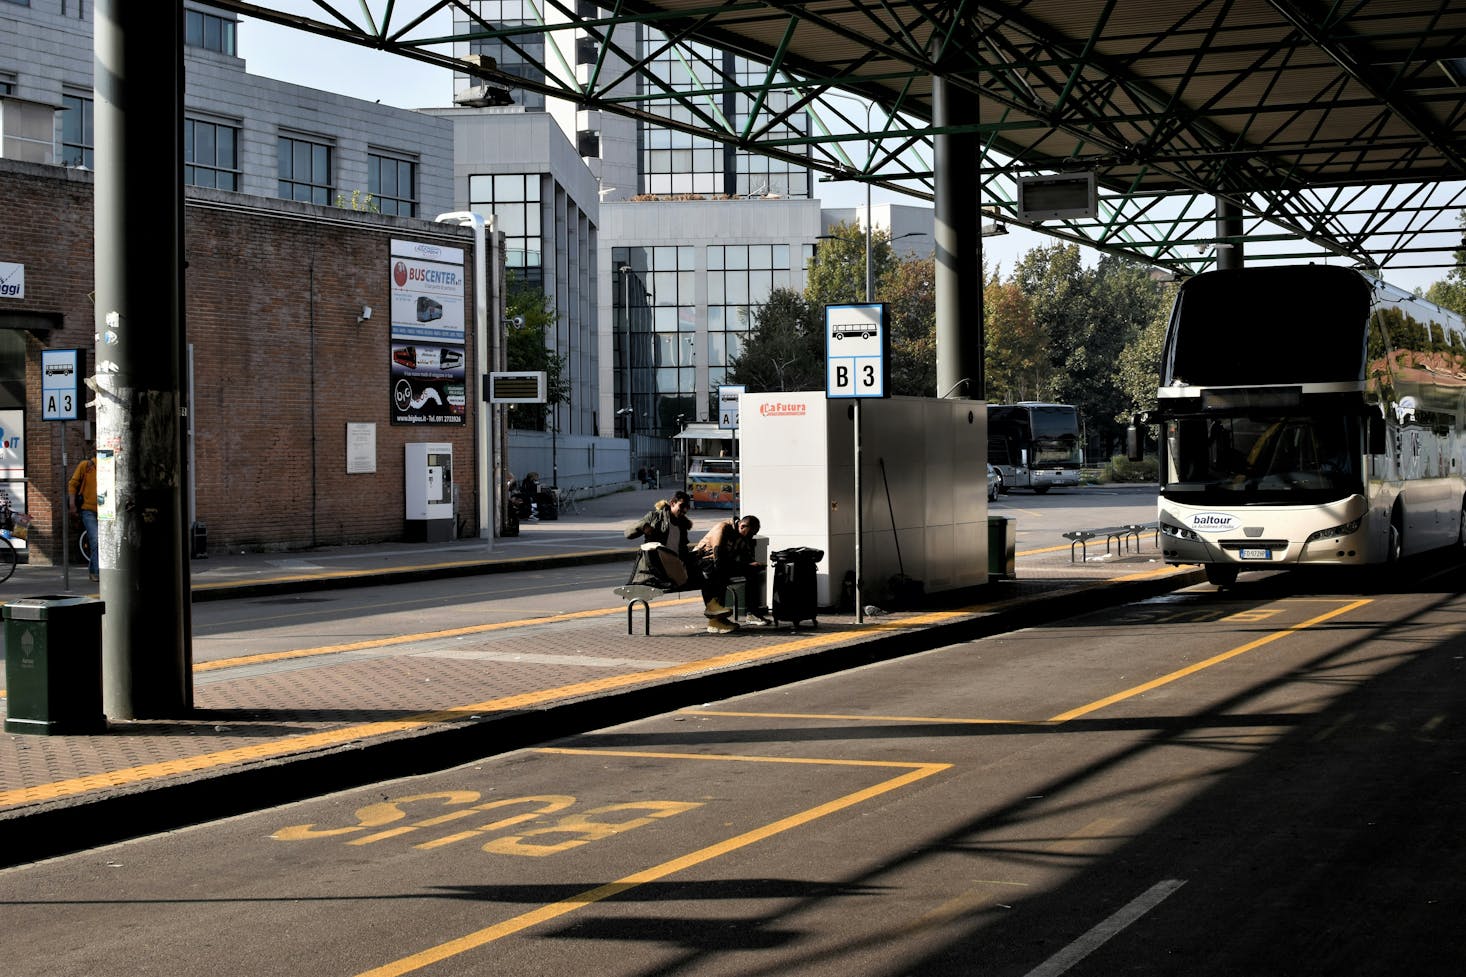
[
  {"left": 932, "top": 75, "right": 984, "bottom": 399},
  {"left": 94, "top": 0, "right": 193, "bottom": 718}
]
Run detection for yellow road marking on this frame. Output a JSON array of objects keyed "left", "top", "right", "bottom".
[
  {"left": 684, "top": 709, "right": 1039, "bottom": 726},
  {"left": 1047, "top": 598, "right": 1371, "bottom": 722},
  {"left": 682, "top": 597, "right": 1370, "bottom": 729},
  {"left": 189, "top": 549, "right": 624, "bottom": 593},
  {"left": 354, "top": 750, "right": 950, "bottom": 977},
  {"left": 0, "top": 564, "right": 1203, "bottom": 805}
]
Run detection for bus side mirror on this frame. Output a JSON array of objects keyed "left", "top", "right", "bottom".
[
  {"left": 1367, "top": 415, "right": 1387, "bottom": 454},
  {"left": 1126, "top": 417, "right": 1144, "bottom": 461}
]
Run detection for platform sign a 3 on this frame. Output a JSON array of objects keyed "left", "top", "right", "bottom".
[
  {"left": 825, "top": 303, "right": 889, "bottom": 399},
  {"left": 41, "top": 348, "right": 83, "bottom": 421}
]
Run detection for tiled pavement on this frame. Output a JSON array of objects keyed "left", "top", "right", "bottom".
[{"left": 0, "top": 484, "right": 1200, "bottom": 865}]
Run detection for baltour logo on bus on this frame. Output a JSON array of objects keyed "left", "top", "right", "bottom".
[{"left": 1188, "top": 511, "right": 1241, "bottom": 533}]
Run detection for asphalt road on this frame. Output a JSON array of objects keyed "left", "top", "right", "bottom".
[{"left": 4, "top": 542, "right": 1462, "bottom": 976}]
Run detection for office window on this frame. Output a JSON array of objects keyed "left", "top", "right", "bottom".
[
  {"left": 61, "top": 93, "right": 92, "bottom": 168},
  {"left": 185, "top": 119, "right": 239, "bottom": 191},
  {"left": 0, "top": 73, "right": 14, "bottom": 95},
  {"left": 708, "top": 243, "right": 794, "bottom": 375},
  {"left": 468, "top": 172, "right": 542, "bottom": 287},
  {"left": 369, "top": 153, "right": 417, "bottom": 216},
  {"left": 613, "top": 245, "right": 696, "bottom": 436},
  {"left": 186, "top": 10, "right": 236, "bottom": 55},
  {"left": 277, "top": 135, "right": 333, "bottom": 205}
]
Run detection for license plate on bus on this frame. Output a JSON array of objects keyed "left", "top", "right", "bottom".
[{"left": 1238, "top": 548, "right": 1272, "bottom": 561}]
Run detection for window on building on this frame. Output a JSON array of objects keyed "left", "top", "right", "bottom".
[
  {"left": 185, "top": 118, "right": 240, "bottom": 191},
  {"left": 277, "top": 135, "right": 333, "bottom": 205},
  {"left": 0, "top": 73, "right": 15, "bottom": 96},
  {"left": 369, "top": 153, "right": 417, "bottom": 216},
  {"left": 458, "top": 3, "right": 545, "bottom": 110},
  {"left": 60, "top": 93, "right": 93, "bottom": 168},
  {"left": 468, "top": 172, "right": 542, "bottom": 288},
  {"left": 707, "top": 242, "right": 792, "bottom": 386},
  {"left": 186, "top": 9, "right": 237, "bottom": 55},
  {"left": 613, "top": 245, "right": 696, "bottom": 436}
]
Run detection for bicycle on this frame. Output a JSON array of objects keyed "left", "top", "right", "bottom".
[
  {"left": 0, "top": 498, "right": 29, "bottom": 584},
  {"left": 558, "top": 485, "right": 585, "bottom": 515}
]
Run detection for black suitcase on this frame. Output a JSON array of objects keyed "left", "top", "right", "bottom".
[{"left": 770, "top": 547, "right": 822, "bottom": 627}]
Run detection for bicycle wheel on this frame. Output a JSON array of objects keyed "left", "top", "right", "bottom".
[
  {"left": 78, "top": 528, "right": 91, "bottom": 564},
  {"left": 0, "top": 537, "right": 15, "bottom": 583}
]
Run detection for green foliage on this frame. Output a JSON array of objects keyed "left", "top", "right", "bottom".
[
  {"left": 1010, "top": 246, "right": 1169, "bottom": 454},
  {"left": 884, "top": 254, "right": 937, "bottom": 396},
  {"left": 334, "top": 189, "right": 379, "bottom": 213},
  {"left": 804, "top": 220, "right": 900, "bottom": 307},
  {"left": 504, "top": 275, "right": 569, "bottom": 430},
  {"left": 1100, "top": 453, "right": 1158, "bottom": 483},
  {"left": 726, "top": 287, "right": 823, "bottom": 391}
]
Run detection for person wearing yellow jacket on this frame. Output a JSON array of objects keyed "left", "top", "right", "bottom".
[{"left": 67, "top": 450, "right": 98, "bottom": 581}]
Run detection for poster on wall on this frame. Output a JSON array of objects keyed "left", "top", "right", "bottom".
[
  {"left": 389, "top": 239, "right": 467, "bottom": 425},
  {"left": 391, "top": 343, "right": 466, "bottom": 425},
  {"left": 389, "top": 239, "right": 465, "bottom": 344},
  {"left": 0, "top": 408, "right": 24, "bottom": 517}
]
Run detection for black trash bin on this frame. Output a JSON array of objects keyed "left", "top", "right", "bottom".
[{"left": 3, "top": 595, "right": 106, "bottom": 735}]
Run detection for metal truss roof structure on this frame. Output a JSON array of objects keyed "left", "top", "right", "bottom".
[{"left": 215, "top": 1, "right": 1466, "bottom": 280}]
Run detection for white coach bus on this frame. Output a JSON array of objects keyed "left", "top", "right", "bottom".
[{"left": 1144, "top": 264, "right": 1466, "bottom": 587}]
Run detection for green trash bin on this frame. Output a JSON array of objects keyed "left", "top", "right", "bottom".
[
  {"left": 987, "top": 516, "right": 1016, "bottom": 581},
  {"left": 3, "top": 595, "right": 106, "bottom": 735}
]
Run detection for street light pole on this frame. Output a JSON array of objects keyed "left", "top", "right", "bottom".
[{"left": 619, "top": 264, "right": 634, "bottom": 472}]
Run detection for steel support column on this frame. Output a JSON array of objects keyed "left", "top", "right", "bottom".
[
  {"left": 1217, "top": 197, "right": 1245, "bottom": 270},
  {"left": 94, "top": 0, "right": 192, "bottom": 718},
  {"left": 932, "top": 75, "right": 983, "bottom": 400}
]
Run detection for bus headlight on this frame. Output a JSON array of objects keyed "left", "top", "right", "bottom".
[
  {"left": 1306, "top": 517, "right": 1362, "bottom": 543},
  {"left": 1160, "top": 519, "right": 1199, "bottom": 542}
]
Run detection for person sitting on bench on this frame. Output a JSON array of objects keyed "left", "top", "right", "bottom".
[
  {"left": 624, "top": 490, "right": 701, "bottom": 593},
  {"left": 690, "top": 514, "right": 768, "bottom": 633}
]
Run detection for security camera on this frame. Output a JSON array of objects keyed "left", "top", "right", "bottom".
[{"left": 358, "top": 306, "right": 372, "bottom": 323}]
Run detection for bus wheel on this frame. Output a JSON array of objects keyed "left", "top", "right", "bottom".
[
  {"left": 1458, "top": 498, "right": 1466, "bottom": 548},
  {"left": 1204, "top": 563, "right": 1239, "bottom": 587}
]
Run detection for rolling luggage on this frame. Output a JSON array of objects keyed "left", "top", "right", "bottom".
[{"left": 770, "top": 547, "right": 822, "bottom": 628}]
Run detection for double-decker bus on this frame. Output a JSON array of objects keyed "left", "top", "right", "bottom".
[
  {"left": 1146, "top": 264, "right": 1466, "bottom": 587},
  {"left": 987, "top": 402, "right": 1083, "bottom": 493}
]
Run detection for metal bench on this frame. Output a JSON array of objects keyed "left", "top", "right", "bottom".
[
  {"left": 1061, "top": 522, "right": 1157, "bottom": 562},
  {"left": 612, "top": 558, "right": 746, "bottom": 635}
]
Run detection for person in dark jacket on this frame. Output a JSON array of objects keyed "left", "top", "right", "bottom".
[
  {"left": 625, "top": 490, "right": 700, "bottom": 595},
  {"left": 690, "top": 514, "right": 766, "bottom": 632}
]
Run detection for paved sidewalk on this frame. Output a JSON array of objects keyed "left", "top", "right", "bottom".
[{"left": 0, "top": 484, "right": 1200, "bottom": 866}]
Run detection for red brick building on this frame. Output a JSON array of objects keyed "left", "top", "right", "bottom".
[{"left": 0, "top": 159, "right": 484, "bottom": 564}]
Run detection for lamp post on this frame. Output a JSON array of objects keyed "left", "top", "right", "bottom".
[{"left": 618, "top": 263, "right": 634, "bottom": 471}]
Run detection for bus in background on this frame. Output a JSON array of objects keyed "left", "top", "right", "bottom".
[
  {"left": 1144, "top": 264, "right": 1466, "bottom": 588},
  {"left": 987, "top": 402, "right": 1083, "bottom": 493}
]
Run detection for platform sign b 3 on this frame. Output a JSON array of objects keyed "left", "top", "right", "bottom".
[
  {"left": 825, "top": 303, "right": 888, "bottom": 399},
  {"left": 41, "top": 348, "right": 83, "bottom": 421}
]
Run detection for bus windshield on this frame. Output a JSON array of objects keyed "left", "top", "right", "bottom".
[{"left": 1163, "top": 414, "right": 1362, "bottom": 502}]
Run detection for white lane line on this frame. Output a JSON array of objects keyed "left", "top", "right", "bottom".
[{"left": 1021, "top": 879, "right": 1187, "bottom": 977}]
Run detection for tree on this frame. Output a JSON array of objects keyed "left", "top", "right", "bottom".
[
  {"left": 983, "top": 277, "right": 1045, "bottom": 401},
  {"left": 1012, "top": 245, "right": 1169, "bottom": 455},
  {"left": 504, "top": 277, "right": 569, "bottom": 430},
  {"left": 726, "top": 287, "right": 823, "bottom": 391},
  {"left": 1114, "top": 289, "right": 1172, "bottom": 426},
  {"left": 804, "top": 219, "right": 899, "bottom": 306},
  {"left": 883, "top": 253, "right": 937, "bottom": 396},
  {"left": 1423, "top": 210, "right": 1466, "bottom": 317}
]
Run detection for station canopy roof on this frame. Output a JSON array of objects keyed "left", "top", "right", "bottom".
[{"left": 219, "top": 1, "right": 1466, "bottom": 281}]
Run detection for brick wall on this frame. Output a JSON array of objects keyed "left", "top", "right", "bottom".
[{"left": 0, "top": 160, "right": 483, "bottom": 562}]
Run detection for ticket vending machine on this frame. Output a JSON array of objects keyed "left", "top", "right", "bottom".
[{"left": 405, "top": 442, "right": 454, "bottom": 542}]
